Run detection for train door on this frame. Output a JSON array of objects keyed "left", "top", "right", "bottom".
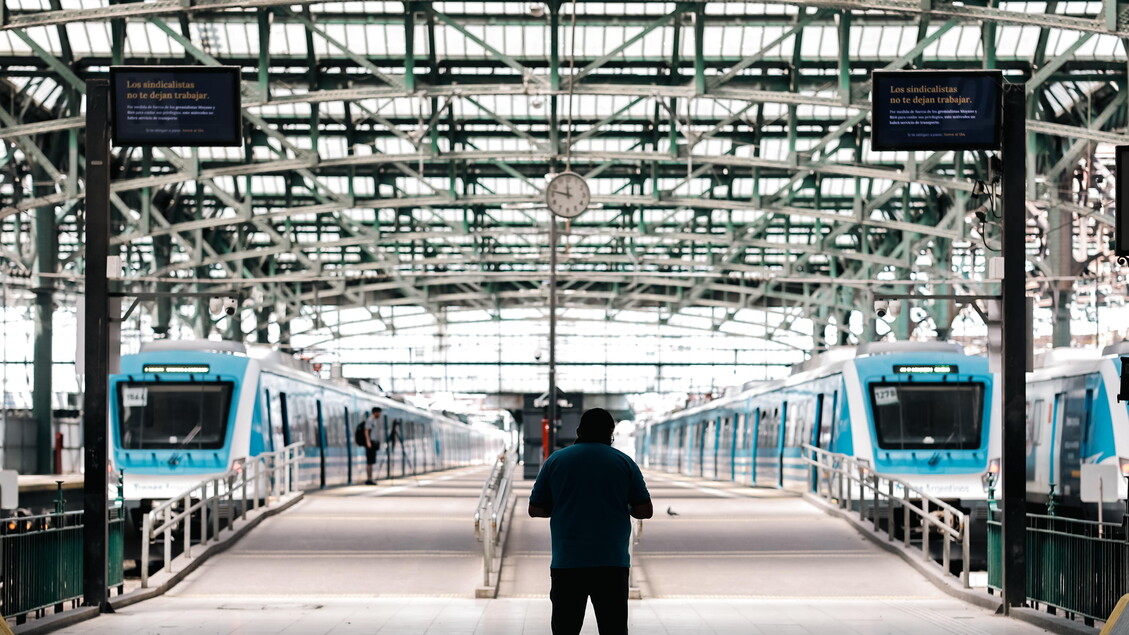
[
  {"left": 730, "top": 414, "right": 739, "bottom": 482},
  {"left": 777, "top": 403, "right": 788, "bottom": 488},
  {"left": 279, "top": 392, "right": 292, "bottom": 446},
  {"left": 698, "top": 421, "right": 708, "bottom": 477},
  {"left": 264, "top": 389, "right": 280, "bottom": 452},
  {"left": 713, "top": 416, "right": 724, "bottom": 481},
  {"left": 749, "top": 408, "right": 759, "bottom": 485},
  {"left": 684, "top": 422, "right": 693, "bottom": 476},
  {"left": 821, "top": 391, "right": 837, "bottom": 449},
  {"left": 344, "top": 407, "right": 353, "bottom": 484},
  {"left": 1057, "top": 380, "right": 1088, "bottom": 501},
  {"left": 316, "top": 401, "right": 327, "bottom": 489},
  {"left": 810, "top": 394, "right": 825, "bottom": 490}
]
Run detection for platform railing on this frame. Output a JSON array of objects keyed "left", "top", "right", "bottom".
[
  {"left": 140, "top": 442, "right": 304, "bottom": 588},
  {"left": 0, "top": 506, "right": 124, "bottom": 622},
  {"left": 803, "top": 445, "right": 972, "bottom": 588},
  {"left": 988, "top": 508, "right": 1128, "bottom": 624},
  {"left": 474, "top": 448, "right": 517, "bottom": 588}
]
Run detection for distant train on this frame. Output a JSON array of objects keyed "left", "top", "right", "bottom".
[
  {"left": 637, "top": 341, "right": 1000, "bottom": 510},
  {"left": 1025, "top": 344, "right": 1129, "bottom": 515},
  {"left": 109, "top": 339, "right": 506, "bottom": 530}
]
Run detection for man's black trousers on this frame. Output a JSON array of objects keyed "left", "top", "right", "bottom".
[{"left": 550, "top": 567, "right": 629, "bottom": 635}]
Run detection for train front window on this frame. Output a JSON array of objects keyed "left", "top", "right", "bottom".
[
  {"left": 870, "top": 382, "right": 984, "bottom": 450},
  {"left": 117, "top": 382, "right": 233, "bottom": 450}
]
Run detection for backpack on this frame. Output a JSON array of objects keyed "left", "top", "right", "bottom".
[{"left": 355, "top": 421, "right": 368, "bottom": 446}]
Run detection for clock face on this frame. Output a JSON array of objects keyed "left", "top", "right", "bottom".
[{"left": 545, "top": 172, "right": 591, "bottom": 219}]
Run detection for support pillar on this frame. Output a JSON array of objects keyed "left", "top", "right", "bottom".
[
  {"left": 33, "top": 167, "right": 56, "bottom": 474},
  {"left": 82, "top": 78, "right": 112, "bottom": 613},
  {"left": 256, "top": 308, "right": 271, "bottom": 344},
  {"left": 1000, "top": 82, "right": 1028, "bottom": 612}
]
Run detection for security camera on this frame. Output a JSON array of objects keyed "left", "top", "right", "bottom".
[
  {"left": 209, "top": 297, "right": 239, "bottom": 317},
  {"left": 874, "top": 300, "right": 890, "bottom": 318},
  {"left": 534, "top": 348, "right": 544, "bottom": 361},
  {"left": 222, "top": 297, "right": 239, "bottom": 317}
]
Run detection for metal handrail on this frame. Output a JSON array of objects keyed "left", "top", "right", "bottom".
[
  {"left": 802, "top": 445, "right": 973, "bottom": 588},
  {"left": 474, "top": 448, "right": 517, "bottom": 587},
  {"left": 628, "top": 517, "right": 643, "bottom": 590},
  {"left": 140, "top": 443, "right": 304, "bottom": 588}
]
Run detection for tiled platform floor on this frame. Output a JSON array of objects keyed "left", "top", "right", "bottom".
[
  {"left": 53, "top": 595, "right": 1051, "bottom": 634},
  {"left": 51, "top": 467, "right": 1055, "bottom": 634}
]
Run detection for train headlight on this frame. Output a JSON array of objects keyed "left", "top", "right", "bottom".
[
  {"left": 1120, "top": 457, "right": 1129, "bottom": 477},
  {"left": 856, "top": 458, "right": 871, "bottom": 476},
  {"left": 231, "top": 457, "right": 246, "bottom": 475},
  {"left": 988, "top": 458, "right": 1000, "bottom": 475}
]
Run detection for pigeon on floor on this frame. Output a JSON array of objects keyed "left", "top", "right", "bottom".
[{"left": 666, "top": 506, "right": 679, "bottom": 517}]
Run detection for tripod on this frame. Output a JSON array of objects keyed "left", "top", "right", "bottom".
[{"left": 385, "top": 420, "right": 416, "bottom": 481}]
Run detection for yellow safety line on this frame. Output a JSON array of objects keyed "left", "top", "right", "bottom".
[{"left": 1101, "top": 594, "right": 1129, "bottom": 635}]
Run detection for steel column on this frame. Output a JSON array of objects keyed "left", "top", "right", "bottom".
[
  {"left": 1000, "top": 81, "right": 1028, "bottom": 612},
  {"left": 82, "top": 78, "right": 111, "bottom": 612},
  {"left": 33, "top": 166, "right": 55, "bottom": 474}
]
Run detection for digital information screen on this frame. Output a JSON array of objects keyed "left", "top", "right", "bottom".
[
  {"left": 1117, "top": 145, "right": 1129, "bottom": 257},
  {"left": 893, "top": 364, "right": 958, "bottom": 374},
  {"left": 871, "top": 71, "right": 1002, "bottom": 152},
  {"left": 143, "top": 364, "right": 210, "bottom": 374},
  {"left": 110, "top": 66, "right": 242, "bottom": 147}
]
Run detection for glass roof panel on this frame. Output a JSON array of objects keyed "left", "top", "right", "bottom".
[{"left": 271, "top": 23, "right": 310, "bottom": 57}]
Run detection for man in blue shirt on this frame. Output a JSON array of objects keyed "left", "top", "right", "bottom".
[{"left": 528, "top": 408, "right": 653, "bottom": 635}]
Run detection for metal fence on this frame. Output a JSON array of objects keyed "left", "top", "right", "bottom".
[
  {"left": 988, "top": 506, "right": 1127, "bottom": 624},
  {"left": 140, "top": 443, "right": 305, "bottom": 588},
  {"left": 803, "top": 445, "right": 973, "bottom": 587},
  {"left": 0, "top": 506, "right": 124, "bottom": 622}
]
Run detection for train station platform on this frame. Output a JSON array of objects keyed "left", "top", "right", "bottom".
[{"left": 48, "top": 467, "right": 1058, "bottom": 634}]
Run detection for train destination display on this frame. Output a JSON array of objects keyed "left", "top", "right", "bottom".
[
  {"left": 110, "top": 66, "right": 242, "bottom": 146},
  {"left": 871, "top": 70, "right": 1002, "bottom": 152}
]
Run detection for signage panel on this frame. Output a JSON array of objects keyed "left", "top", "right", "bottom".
[
  {"left": 871, "top": 70, "right": 1002, "bottom": 151},
  {"left": 1117, "top": 146, "right": 1129, "bottom": 256},
  {"left": 110, "top": 66, "right": 242, "bottom": 147}
]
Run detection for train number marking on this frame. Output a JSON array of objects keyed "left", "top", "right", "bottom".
[
  {"left": 123, "top": 386, "right": 148, "bottom": 407},
  {"left": 874, "top": 387, "right": 899, "bottom": 406}
]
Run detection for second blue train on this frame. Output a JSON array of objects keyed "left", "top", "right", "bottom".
[{"left": 638, "top": 341, "right": 1000, "bottom": 511}]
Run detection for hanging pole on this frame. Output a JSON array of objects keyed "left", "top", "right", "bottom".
[{"left": 548, "top": 215, "right": 557, "bottom": 456}]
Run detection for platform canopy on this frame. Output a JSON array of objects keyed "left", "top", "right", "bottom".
[{"left": 0, "top": 1, "right": 1125, "bottom": 351}]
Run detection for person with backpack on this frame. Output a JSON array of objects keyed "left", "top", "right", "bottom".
[{"left": 359, "top": 407, "right": 383, "bottom": 485}]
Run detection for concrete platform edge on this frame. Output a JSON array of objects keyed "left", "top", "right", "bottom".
[
  {"left": 13, "top": 492, "right": 305, "bottom": 635},
  {"left": 802, "top": 493, "right": 1097, "bottom": 635}
]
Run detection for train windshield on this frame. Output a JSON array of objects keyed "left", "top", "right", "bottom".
[
  {"left": 870, "top": 382, "right": 984, "bottom": 450},
  {"left": 116, "top": 382, "right": 233, "bottom": 450}
]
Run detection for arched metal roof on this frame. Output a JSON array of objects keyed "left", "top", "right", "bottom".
[{"left": 0, "top": 0, "right": 1124, "bottom": 346}]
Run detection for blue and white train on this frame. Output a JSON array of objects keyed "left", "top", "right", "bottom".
[
  {"left": 638, "top": 341, "right": 1000, "bottom": 508},
  {"left": 1025, "top": 344, "right": 1129, "bottom": 513},
  {"left": 110, "top": 340, "right": 506, "bottom": 528}
]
